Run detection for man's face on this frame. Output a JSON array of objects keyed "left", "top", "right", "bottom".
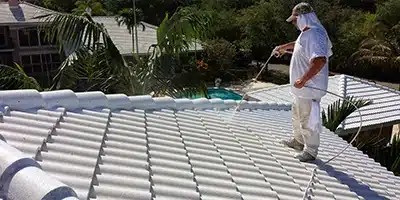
[{"left": 291, "top": 9, "right": 298, "bottom": 25}]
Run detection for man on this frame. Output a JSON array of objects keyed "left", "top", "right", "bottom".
[{"left": 276, "top": 2, "right": 333, "bottom": 162}]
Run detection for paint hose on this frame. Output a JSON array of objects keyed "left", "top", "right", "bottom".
[{"left": 229, "top": 47, "right": 363, "bottom": 200}]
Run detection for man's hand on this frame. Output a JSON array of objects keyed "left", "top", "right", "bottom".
[{"left": 294, "top": 79, "right": 306, "bottom": 88}]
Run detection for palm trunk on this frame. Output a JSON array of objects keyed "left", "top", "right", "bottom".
[
  {"left": 132, "top": 26, "right": 135, "bottom": 53},
  {"left": 133, "top": 0, "right": 139, "bottom": 54}
]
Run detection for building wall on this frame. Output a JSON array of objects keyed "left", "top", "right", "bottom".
[{"left": 1, "top": 25, "right": 61, "bottom": 74}]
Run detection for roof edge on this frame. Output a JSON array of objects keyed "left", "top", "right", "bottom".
[{"left": 0, "top": 89, "right": 292, "bottom": 112}]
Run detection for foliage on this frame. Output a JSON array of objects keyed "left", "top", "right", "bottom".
[
  {"left": 322, "top": 96, "right": 373, "bottom": 132},
  {"left": 115, "top": 8, "right": 145, "bottom": 34},
  {"left": 34, "top": 12, "right": 126, "bottom": 75},
  {"left": 103, "top": 0, "right": 192, "bottom": 25},
  {"left": 202, "top": 39, "right": 237, "bottom": 73},
  {"left": 0, "top": 64, "right": 42, "bottom": 91},
  {"left": 347, "top": 38, "right": 400, "bottom": 82},
  {"left": 134, "top": 7, "right": 212, "bottom": 97},
  {"left": 360, "top": 134, "right": 400, "bottom": 176},
  {"left": 72, "top": 0, "right": 107, "bottom": 16},
  {"left": 156, "top": 6, "right": 212, "bottom": 54},
  {"left": 236, "top": 0, "right": 296, "bottom": 60},
  {"left": 51, "top": 46, "right": 119, "bottom": 93},
  {"left": 40, "top": 0, "right": 76, "bottom": 13},
  {"left": 333, "top": 13, "right": 378, "bottom": 71},
  {"left": 376, "top": 0, "right": 400, "bottom": 29}
]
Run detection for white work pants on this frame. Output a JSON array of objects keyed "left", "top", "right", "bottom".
[{"left": 292, "top": 97, "right": 322, "bottom": 157}]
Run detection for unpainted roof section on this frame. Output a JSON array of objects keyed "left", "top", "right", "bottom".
[{"left": 248, "top": 74, "right": 400, "bottom": 134}]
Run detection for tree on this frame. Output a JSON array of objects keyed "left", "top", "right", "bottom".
[
  {"left": 201, "top": 39, "right": 237, "bottom": 77},
  {"left": 28, "top": 6, "right": 210, "bottom": 97},
  {"left": 137, "top": 6, "right": 212, "bottom": 97},
  {"left": 115, "top": 8, "right": 145, "bottom": 54},
  {"left": 237, "top": 1, "right": 296, "bottom": 60},
  {"left": 34, "top": 11, "right": 131, "bottom": 92},
  {"left": 72, "top": 0, "right": 107, "bottom": 16},
  {"left": 40, "top": 0, "right": 76, "bottom": 13},
  {"left": 348, "top": 38, "right": 400, "bottom": 82},
  {"left": 333, "top": 12, "right": 378, "bottom": 71}
]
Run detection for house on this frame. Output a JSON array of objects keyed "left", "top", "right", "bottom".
[
  {"left": 0, "top": 0, "right": 61, "bottom": 76},
  {"left": 0, "top": 1, "right": 201, "bottom": 78},
  {"left": 247, "top": 74, "right": 400, "bottom": 141},
  {"left": 0, "top": 0, "right": 159, "bottom": 76},
  {"left": 0, "top": 89, "right": 399, "bottom": 200}
]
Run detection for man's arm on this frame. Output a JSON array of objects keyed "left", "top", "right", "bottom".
[{"left": 279, "top": 41, "right": 296, "bottom": 51}]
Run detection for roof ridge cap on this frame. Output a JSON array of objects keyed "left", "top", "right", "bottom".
[{"left": 0, "top": 89, "right": 292, "bottom": 111}]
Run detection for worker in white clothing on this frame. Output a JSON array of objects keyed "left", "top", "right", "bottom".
[{"left": 275, "top": 2, "right": 333, "bottom": 162}]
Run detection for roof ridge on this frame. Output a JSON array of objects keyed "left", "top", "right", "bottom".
[
  {"left": 0, "top": 89, "right": 291, "bottom": 112},
  {"left": 21, "top": 1, "right": 58, "bottom": 14}
]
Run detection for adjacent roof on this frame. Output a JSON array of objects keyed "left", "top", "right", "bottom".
[
  {"left": 92, "top": 16, "right": 202, "bottom": 56},
  {"left": 248, "top": 74, "right": 400, "bottom": 135},
  {"left": 0, "top": 1, "right": 52, "bottom": 25},
  {"left": 92, "top": 16, "right": 159, "bottom": 56},
  {"left": 1, "top": 89, "right": 400, "bottom": 200}
]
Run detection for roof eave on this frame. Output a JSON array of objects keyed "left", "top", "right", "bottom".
[{"left": 336, "top": 119, "right": 400, "bottom": 136}]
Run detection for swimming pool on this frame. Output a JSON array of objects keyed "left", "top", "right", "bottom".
[
  {"left": 182, "top": 88, "right": 243, "bottom": 100},
  {"left": 207, "top": 88, "right": 243, "bottom": 100}
]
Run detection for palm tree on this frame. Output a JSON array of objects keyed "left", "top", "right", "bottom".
[
  {"left": 137, "top": 6, "right": 212, "bottom": 97},
  {"left": 348, "top": 38, "right": 400, "bottom": 81},
  {"left": 26, "top": 6, "right": 210, "bottom": 96},
  {"left": 115, "top": 7, "right": 145, "bottom": 54},
  {"left": 0, "top": 64, "right": 42, "bottom": 91},
  {"left": 34, "top": 11, "right": 130, "bottom": 92},
  {"left": 72, "top": 0, "right": 107, "bottom": 16}
]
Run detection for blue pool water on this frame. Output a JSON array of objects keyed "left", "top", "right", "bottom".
[
  {"left": 207, "top": 88, "right": 243, "bottom": 100},
  {"left": 183, "top": 88, "right": 243, "bottom": 100}
]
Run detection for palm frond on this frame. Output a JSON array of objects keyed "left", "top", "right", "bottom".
[
  {"left": 34, "top": 12, "right": 125, "bottom": 68},
  {"left": 0, "top": 64, "right": 42, "bottom": 91},
  {"left": 51, "top": 45, "right": 122, "bottom": 93},
  {"left": 322, "top": 96, "right": 373, "bottom": 132},
  {"left": 156, "top": 6, "right": 212, "bottom": 54}
]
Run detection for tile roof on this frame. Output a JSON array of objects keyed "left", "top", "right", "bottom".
[
  {"left": 1, "top": 89, "right": 400, "bottom": 200},
  {"left": 92, "top": 16, "right": 202, "bottom": 56},
  {"left": 92, "top": 16, "right": 159, "bottom": 56},
  {"left": 248, "top": 74, "right": 400, "bottom": 135},
  {"left": 0, "top": 1, "right": 53, "bottom": 25}
]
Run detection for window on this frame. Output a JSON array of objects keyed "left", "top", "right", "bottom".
[
  {"left": 0, "top": 27, "right": 6, "bottom": 46},
  {"left": 21, "top": 53, "right": 62, "bottom": 74},
  {"left": 0, "top": 53, "right": 13, "bottom": 65},
  {"left": 19, "top": 28, "right": 40, "bottom": 47},
  {"left": 39, "top": 30, "right": 55, "bottom": 46}
]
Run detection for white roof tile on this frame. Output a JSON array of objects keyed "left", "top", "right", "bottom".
[
  {"left": 248, "top": 75, "right": 400, "bottom": 134},
  {"left": 0, "top": 89, "right": 399, "bottom": 200}
]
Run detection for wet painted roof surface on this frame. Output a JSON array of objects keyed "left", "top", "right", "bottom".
[{"left": 0, "top": 89, "right": 399, "bottom": 200}]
